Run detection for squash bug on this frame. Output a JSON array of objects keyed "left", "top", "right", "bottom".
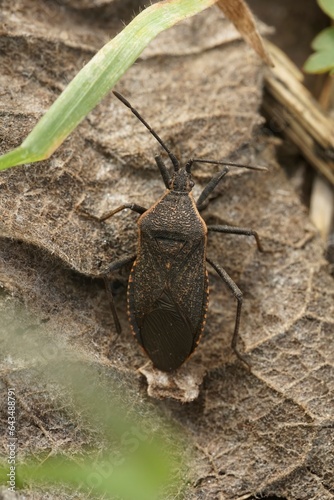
[{"left": 98, "top": 91, "right": 265, "bottom": 372}]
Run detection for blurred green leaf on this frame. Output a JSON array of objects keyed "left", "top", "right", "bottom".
[
  {"left": 1, "top": 450, "right": 176, "bottom": 500},
  {"left": 0, "top": 305, "right": 186, "bottom": 499},
  {"left": 318, "top": 0, "right": 334, "bottom": 18},
  {"left": 304, "top": 0, "right": 334, "bottom": 74},
  {"left": 312, "top": 26, "right": 334, "bottom": 50},
  {"left": 304, "top": 49, "right": 334, "bottom": 73}
]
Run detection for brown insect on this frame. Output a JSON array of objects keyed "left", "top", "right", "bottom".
[{"left": 99, "top": 91, "right": 265, "bottom": 371}]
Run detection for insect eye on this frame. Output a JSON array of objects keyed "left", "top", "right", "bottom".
[{"left": 189, "top": 180, "right": 195, "bottom": 188}]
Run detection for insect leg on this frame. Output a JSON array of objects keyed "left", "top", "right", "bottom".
[
  {"left": 196, "top": 167, "right": 229, "bottom": 210},
  {"left": 206, "top": 257, "right": 250, "bottom": 368},
  {"left": 96, "top": 204, "right": 146, "bottom": 222},
  {"left": 208, "top": 225, "right": 263, "bottom": 252},
  {"left": 103, "top": 254, "right": 136, "bottom": 334},
  {"left": 76, "top": 203, "right": 147, "bottom": 222},
  {"left": 155, "top": 155, "right": 172, "bottom": 188}
]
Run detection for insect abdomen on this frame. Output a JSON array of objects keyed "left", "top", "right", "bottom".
[
  {"left": 139, "top": 291, "right": 194, "bottom": 371},
  {"left": 127, "top": 260, "right": 209, "bottom": 371}
]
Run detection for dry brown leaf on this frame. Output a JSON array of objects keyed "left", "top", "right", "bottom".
[
  {"left": 217, "top": 0, "right": 274, "bottom": 66},
  {"left": 0, "top": 1, "right": 333, "bottom": 499}
]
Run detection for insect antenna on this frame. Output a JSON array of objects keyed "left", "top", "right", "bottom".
[
  {"left": 113, "top": 91, "right": 179, "bottom": 171},
  {"left": 190, "top": 158, "right": 267, "bottom": 171}
]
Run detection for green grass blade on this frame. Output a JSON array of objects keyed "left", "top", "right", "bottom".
[{"left": 0, "top": 0, "right": 216, "bottom": 171}]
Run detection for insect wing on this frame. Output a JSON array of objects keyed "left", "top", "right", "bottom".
[{"left": 128, "top": 239, "right": 208, "bottom": 371}]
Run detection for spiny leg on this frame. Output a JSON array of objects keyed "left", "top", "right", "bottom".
[
  {"left": 81, "top": 203, "right": 147, "bottom": 223},
  {"left": 100, "top": 203, "right": 147, "bottom": 221},
  {"left": 206, "top": 257, "right": 250, "bottom": 368},
  {"left": 196, "top": 167, "right": 229, "bottom": 211},
  {"left": 195, "top": 160, "right": 267, "bottom": 211},
  {"left": 76, "top": 203, "right": 141, "bottom": 333},
  {"left": 78, "top": 158, "right": 169, "bottom": 222},
  {"left": 103, "top": 254, "right": 136, "bottom": 334},
  {"left": 104, "top": 277, "right": 122, "bottom": 335},
  {"left": 208, "top": 225, "right": 263, "bottom": 252},
  {"left": 77, "top": 203, "right": 143, "bottom": 325}
]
